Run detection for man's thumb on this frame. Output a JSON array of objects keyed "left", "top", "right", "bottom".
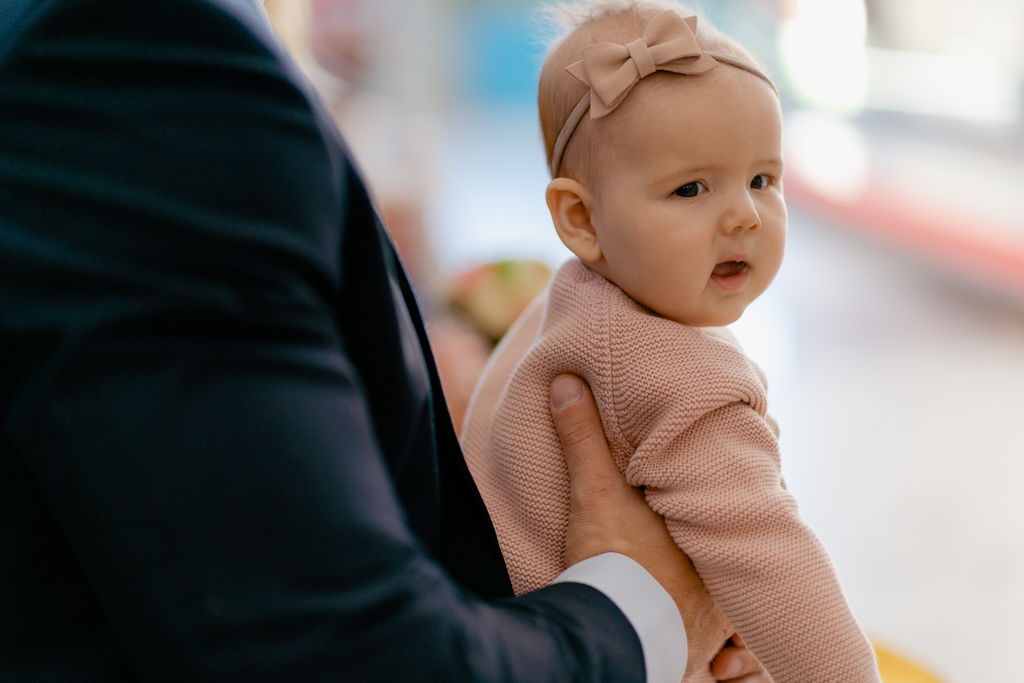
[{"left": 550, "top": 374, "right": 621, "bottom": 490}]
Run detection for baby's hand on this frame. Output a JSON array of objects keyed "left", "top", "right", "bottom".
[{"left": 711, "top": 634, "right": 771, "bottom": 682}]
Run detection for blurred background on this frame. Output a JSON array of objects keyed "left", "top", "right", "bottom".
[{"left": 265, "top": 1, "right": 1024, "bottom": 680}]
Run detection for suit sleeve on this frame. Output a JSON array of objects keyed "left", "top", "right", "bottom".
[
  {"left": 631, "top": 401, "right": 880, "bottom": 682},
  {"left": 0, "top": 1, "right": 644, "bottom": 680}
]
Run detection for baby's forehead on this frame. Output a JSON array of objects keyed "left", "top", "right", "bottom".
[
  {"left": 617, "top": 69, "right": 779, "bottom": 132},
  {"left": 591, "top": 71, "right": 783, "bottom": 169}
]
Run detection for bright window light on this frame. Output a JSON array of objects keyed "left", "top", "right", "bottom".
[
  {"left": 780, "top": 0, "right": 867, "bottom": 113},
  {"left": 786, "top": 110, "right": 869, "bottom": 206},
  {"left": 865, "top": 47, "right": 1021, "bottom": 124}
]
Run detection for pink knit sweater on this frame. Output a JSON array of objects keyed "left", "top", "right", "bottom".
[{"left": 461, "top": 259, "right": 879, "bottom": 682}]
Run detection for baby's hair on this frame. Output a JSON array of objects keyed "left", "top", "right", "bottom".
[{"left": 537, "top": 0, "right": 765, "bottom": 180}]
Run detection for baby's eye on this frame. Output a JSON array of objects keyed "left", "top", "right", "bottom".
[
  {"left": 750, "top": 174, "right": 771, "bottom": 189},
  {"left": 673, "top": 181, "right": 707, "bottom": 198}
]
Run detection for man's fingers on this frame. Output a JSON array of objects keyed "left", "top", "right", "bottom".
[{"left": 549, "top": 375, "right": 620, "bottom": 489}]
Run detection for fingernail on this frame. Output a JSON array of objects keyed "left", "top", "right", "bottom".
[
  {"left": 550, "top": 375, "right": 582, "bottom": 409},
  {"left": 724, "top": 657, "right": 743, "bottom": 678}
]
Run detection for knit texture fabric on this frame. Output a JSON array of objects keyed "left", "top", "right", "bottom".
[{"left": 461, "top": 259, "right": 879, "bottom": 683}]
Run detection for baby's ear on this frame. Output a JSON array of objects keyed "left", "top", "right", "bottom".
[{"left": 545, "top": 178, "right": 602, "bottom": 263}]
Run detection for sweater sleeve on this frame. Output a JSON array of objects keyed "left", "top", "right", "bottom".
[{"left": 627, "top": 400, "right": 880, "bottom": 682}]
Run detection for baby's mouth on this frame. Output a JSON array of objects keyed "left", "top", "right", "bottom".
[
  {"left": 710, "top": 260, "right": 749, "bottom": 291},
  {"left": 712, "top": 260, "right": 748, "bottom": 278}
]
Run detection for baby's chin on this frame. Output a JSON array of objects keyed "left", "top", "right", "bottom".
[{"left": 664, "top": 305, "right": 747, "bottom": 328}]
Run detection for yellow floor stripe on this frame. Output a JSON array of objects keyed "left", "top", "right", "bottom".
[{"left": 874, "top": 642, "right": 945, "bottom": 683}]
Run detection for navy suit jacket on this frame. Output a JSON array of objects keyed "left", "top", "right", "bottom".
[{"left": 0, "top": 0, "right": 644, "bottom": 680}]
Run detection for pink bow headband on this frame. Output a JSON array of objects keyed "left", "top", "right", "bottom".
[{"left": 549, "top": 11, "right": 777, "bottom": 177}]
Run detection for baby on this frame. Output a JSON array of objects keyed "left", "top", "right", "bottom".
[{"left": 461, "top": 2, "right": 881, "bottom": 682}]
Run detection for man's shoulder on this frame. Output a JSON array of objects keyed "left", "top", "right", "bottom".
[{"left": 1, "top": 0, "right": 272, "bottom": 62}]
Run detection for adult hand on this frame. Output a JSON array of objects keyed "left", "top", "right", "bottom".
[
  {"left": 550, "top": 374, "right": 732, "bottom": 679},
  {"left": 711, "top": 635, "right": 771, "bottom": 682}
]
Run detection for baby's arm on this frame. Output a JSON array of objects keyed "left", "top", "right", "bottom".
[{"left": 630, "top": 402, "right": 880, "bottom": 683}]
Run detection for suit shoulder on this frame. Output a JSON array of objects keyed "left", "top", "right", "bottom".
[{"left": 2, "top": 0, "right": 273, "bottom": 65}]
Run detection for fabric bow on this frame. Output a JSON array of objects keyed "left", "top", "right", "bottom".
[{"left": 565, "top": 11, "right": 718, "bottom": 118}]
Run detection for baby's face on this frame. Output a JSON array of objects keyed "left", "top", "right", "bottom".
[{"left": 586, "top": 66, "right": 785, "bottom": 327}]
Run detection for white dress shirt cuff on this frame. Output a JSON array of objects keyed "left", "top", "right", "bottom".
[{"left": 553, "top": 552, "right": 686, "bottom": 683}]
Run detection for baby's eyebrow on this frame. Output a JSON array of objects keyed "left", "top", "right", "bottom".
[
  {"left": 651, "top": 164, "right": 717, "bottom": 184},
  {"left": 754, "top": 158, "right": 785, "bottom": 170},
  {"left": 652, "top": 158, "right": 782, "bottom": 182}
]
